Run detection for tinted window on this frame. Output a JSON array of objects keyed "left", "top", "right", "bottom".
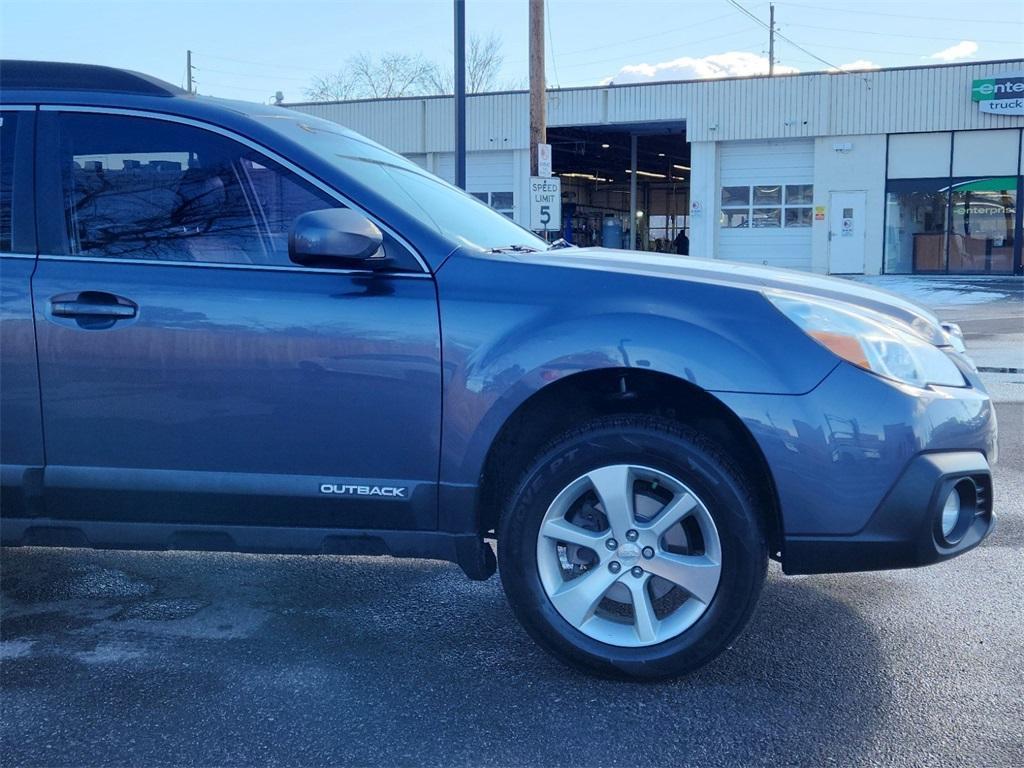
[
  {"left": 56, "top": 113, "right": 343, "bottom": 266},
  {"left": 0, "top": 112, "right": 18, "bottom": 253}
]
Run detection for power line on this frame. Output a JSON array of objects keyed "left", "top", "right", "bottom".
[
  {"left": 802, "top": 41, "right": 957, "bottom": 58},
  {"left": 507, "top": 9, "right": 744, "bottom": 63},
  {"left": 198, "top": 80, "right": 280, "bottom": 95},
  {"left": 545, "top": 0, "right": 560, "bottom": 89},
  {"left": 784, "top": 21, "right": 1022, "bottom": 44},
  {"left": 723, "top": 0, "right": 846, "bottom": 73},
  {"left": 770, "top": 2, "right": 1024, "bottom": 25},
  {"left": 192, "top": 51, "right": 337, "bottom": 74},
  {"left": 556, "top": 28, "right": 764, "bottom": 71},
  {"left": 197, "top": 65, "right": 313, "bottom": 84}
]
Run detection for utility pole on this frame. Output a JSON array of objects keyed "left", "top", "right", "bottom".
[
  {"left": 768, "top": 4, "right": 776, "bottom": 76},
  {"left": 454, "top": 0, "right": 467, "bottom": 189},
  {"left": 528, "top": 0, "right": 546, "bottom": 175},
  {"left": 186, "top": 49, "right": 194, "bottom": 94}
]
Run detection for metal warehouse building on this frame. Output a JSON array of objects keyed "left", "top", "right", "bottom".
[{"left": 288, "top": 59, "right": 1024, "bottom": 276}]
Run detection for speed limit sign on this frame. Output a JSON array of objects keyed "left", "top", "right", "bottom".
[{"left": 530, "top": 176, "right": 562, "bottom": 232}]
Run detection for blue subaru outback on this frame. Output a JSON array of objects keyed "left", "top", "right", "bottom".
[{"left": 0, "top": 62, "right": 997, "bottom": 679}]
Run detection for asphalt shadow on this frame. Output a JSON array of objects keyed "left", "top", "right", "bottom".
[{"left": 1, "top": 547, "right": 889, "bottom": 767}]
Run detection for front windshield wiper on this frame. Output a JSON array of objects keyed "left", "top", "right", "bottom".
[
  {"left": 488, "top": 244, "right": 542, "bottom": 253},
  {"left": 547, "top": 238, "right": 574, "bottom": 250}
]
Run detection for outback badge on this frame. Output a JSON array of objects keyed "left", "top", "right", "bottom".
[{"left": 320, "top": 483, "right": 407, "bottom": 498}]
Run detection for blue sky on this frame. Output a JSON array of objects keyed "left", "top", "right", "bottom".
[{"left": 2, "top": 0, "right": 1022, "bottom": 102}]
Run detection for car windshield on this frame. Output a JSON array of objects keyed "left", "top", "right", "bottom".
[{"left": 255, "top": 112, "right": 548, "bottom": 252}]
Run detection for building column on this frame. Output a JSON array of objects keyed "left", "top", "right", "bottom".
[
  {"left": 688, "top": 141, "right": 719, "bottom": 259},
  {"left": 629, "top": 134, "right": 638, "bottom": 250}
]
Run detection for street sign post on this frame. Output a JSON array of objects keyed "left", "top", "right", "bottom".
[{"left": 530, "top": 176, "right": 561, "bottom": 232}]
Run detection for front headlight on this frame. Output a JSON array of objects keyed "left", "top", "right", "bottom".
[{"left": 766, "top": 292, "right": 966, "bottom": 388}]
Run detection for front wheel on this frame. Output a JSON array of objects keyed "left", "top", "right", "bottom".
[{"left": 498, "top": 415, "right": 767, "bottom": 679}]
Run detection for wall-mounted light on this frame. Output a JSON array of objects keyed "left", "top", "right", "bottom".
[{"left": 601, "top": 143, "right": 610, "bottom": 149}]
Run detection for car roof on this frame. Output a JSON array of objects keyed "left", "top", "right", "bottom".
[
  {"left": 0, "top": 59, "right": 185, "bottom": 97},
  {"left": 0, "top": 60, "right": 298, "bottom": 130}
]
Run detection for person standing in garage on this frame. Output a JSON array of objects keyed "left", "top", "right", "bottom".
[{"left": 674, "top": 228, "right": 689, "bottom": 255}]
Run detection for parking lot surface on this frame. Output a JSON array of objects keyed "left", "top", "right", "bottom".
[{"left": 2, "top": 401, "right": 1022, "bottom": 768}]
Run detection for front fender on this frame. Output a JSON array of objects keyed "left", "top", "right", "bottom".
[{"left": 436, "top": 253, "right": 838, "bottom": 497}]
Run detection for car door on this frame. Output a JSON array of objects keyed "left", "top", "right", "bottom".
[
  {"left": 31, "top": 108, "right": 441, "bottom": 532},
  {"left": 0, "top": 107, "right": 45, "bottom": 519}
]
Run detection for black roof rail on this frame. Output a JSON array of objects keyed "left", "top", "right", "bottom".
[{"left": 0, "top": 60, "right": 184, "bottom": 97}]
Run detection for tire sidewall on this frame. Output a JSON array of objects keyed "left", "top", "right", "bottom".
[{"left": 499, "top": 419, "right": 765, "bottom": 679}]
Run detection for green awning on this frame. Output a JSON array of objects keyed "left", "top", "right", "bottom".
[{"left": 951, "top": 177, "right": 1018, "bottom": 192}]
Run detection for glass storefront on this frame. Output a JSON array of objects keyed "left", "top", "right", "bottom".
[
  {"left": 884, "top": 129, "right": 1022, "bottom": 275},
  {"left": 884, "top": 180, "right": 949, "bottom": 273},
  {"left": 884, "top": 175, "right": 1021, "bottom": 274},
  {"left": 949, "top": 178, "right": 1017, "bottom": 273}
]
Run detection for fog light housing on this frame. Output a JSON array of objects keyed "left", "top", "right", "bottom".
[
  {"left": 938, "top": 479, "right": 977, "bottom": 546},
  {"left": 941, "top": 489, "right": 960, "bottom": 538}
]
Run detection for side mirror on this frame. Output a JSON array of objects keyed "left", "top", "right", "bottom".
[{"left": 288, "top": 208, "right": 385, "bottom": 268}]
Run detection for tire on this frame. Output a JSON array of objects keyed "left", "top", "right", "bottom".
[{"left": 498, "top": 414, "right": 767, "bottom": 680}]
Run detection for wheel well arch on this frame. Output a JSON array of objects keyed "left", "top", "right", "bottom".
[{"left": 476, "top": 368, "right": 783, "bottom": 557}]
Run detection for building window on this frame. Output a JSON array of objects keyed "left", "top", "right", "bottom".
[
  {"left": 885, "top": 129, "right": 1022, "bottom": 275},
  {"left": 884, "top": 179, "right": 949, "bottom": 273},
  {"left": 784, "top": 184, "right": 813, "bottom": 228},
  {"left": 720, "top": 186, "right": 750, "bottom": 228},
  {"left": 720, "top": 184, "right": 812, "bottom": 228},
  {"left": 472, "top": 190, "right": 515, "bottom": 219},
  {"left": 949, "top": 177, "right": 1017, "bottom": 274}
]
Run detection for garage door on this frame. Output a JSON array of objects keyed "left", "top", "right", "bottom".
[
  {"left": 718, "top": 140, "right": 814, "bottom": 271},
  {"left": 435, "top": 151, "right": 514, "bottom": 192}
]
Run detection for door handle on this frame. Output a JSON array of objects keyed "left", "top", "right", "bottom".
[
  {"left": 51, "top": 301, "right": 136, "bottom": 319},
  {"left": 49, "top": 292, "right": 138, "bottom": 323}
]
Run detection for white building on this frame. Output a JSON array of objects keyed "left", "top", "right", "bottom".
[{"left": 288, "top": 59, "right": 1024, "bottom": 276}]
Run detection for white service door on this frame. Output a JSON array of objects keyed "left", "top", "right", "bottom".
[{"left": 828, "top": 191, "right": 867, "bottom": 274}]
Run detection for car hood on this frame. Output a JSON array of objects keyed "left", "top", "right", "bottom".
[{"left": 515, "top": 247, "right": 949, "bottom": 346}]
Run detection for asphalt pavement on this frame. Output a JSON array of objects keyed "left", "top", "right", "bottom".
[{"left": 2, "top": 278, "right": 1023, "bottom": 768}]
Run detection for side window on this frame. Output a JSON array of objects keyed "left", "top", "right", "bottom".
[
  {"left": 0, "top": 112, "right": 18, "bottom": 253},
  {"left": 55, "top": 113, "right": 344, "bottom": 266}
]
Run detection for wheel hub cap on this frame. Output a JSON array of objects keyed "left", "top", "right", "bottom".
[
  {"left": 536, "top": 464, "right": 722, "bottom": 648},
  {"left": 616, "top": 542, "right": 642, "bottom": 561}
]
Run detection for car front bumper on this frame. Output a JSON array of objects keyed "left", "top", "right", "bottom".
[
  {"left": 716, "top": 358, "right": 998, "bottom": 575},
  {"left": 781, "top": 450, "right": 994, "bottom": 575}
]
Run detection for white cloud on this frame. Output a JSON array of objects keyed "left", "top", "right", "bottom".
[
  {"left": 836, "top": 59, "right": 880, "bottom": 71},
  {"left": 927, "top": 41, "right": 978, "bottom": 62},
  {"left": 601, "top": 51, "right": 799, "bottom": 85}
]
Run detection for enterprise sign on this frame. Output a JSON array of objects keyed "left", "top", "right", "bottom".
[{"left": 971, "top": 71, "right": 1024, "bottom": 115}]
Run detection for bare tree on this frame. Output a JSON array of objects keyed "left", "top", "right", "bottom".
[
  {"left": 305, "top": 52, "right": 434, "bottom": 101},
  {"left": 422, "top": 33, "right": 505, "bottom": 94},
  {"left": 305, "top": 72, "right": 358, "bottom": 102},
  {"left": 305, "top": 34, "right": 507, "bottom": 102},
  {"left": 353, "top": 52, "right": 436, "bottom": 98}
]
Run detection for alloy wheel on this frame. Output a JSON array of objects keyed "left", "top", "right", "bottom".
[{"left": 535, "top": 464, "right": 722, "bottom": 647}]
